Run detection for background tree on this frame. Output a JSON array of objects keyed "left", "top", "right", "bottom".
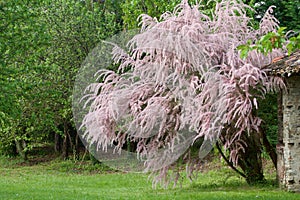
[
  {"left": 0, "top": 0, "right": 121, "bottom": 159},
  {"left": 121, "top": 0, "right": 213, "bottom": 29},
  {"left": 252, "top": 0, "right": 300, "bottom": 32},
  {"left": 41, "top": 0, "right": 120, "bottom": 159},
  {"left": 0, "top": 0, "right": 52, "bottom": 159}
]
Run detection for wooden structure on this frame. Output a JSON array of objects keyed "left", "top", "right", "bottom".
[{"left": 268, "top": 50, "right": 300, "bottom": 192}]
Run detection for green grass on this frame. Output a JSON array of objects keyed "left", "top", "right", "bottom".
[{"left": 0, "top": 156, "right": 299, "bottom": 200}]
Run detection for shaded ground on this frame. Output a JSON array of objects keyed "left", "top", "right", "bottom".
[{"left": 6, "top": 145, "right": 277, "bottom": 177}]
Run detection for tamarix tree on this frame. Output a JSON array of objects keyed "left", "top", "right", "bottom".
[{"left": 80, "top": 0, "right": 286, "bottom": 185}]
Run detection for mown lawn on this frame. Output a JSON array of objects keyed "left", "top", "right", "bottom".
[{"left": 0, "top": 156, "right": 299, "bottom": 200}]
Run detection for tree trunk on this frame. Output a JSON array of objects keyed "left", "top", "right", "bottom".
[
  {"left": 66, "top": 124, "right": 80, "bottom": 160},
  {"left": 54, "top": 133, "right": 62, "bottom": 153},
  {"left": 62, "top": 135, "right": 69, "bottom": 160},
  {"left": 15, "top": 139, "right": 28, "bottom": 161},
  {"left": 221, "top": 128, "right": 265, "bottom": 185},
  {"left": 75, "top": 131, "right": 80, "bottom": 160},
  {"left": 237, "top": 131, "right": 264, "bottom": 184},
  {"left": 62, "top": 121, "right": 69, "bottom": 160}
]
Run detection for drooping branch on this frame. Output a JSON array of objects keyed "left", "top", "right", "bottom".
[{"left": 216, "top": 141, "right": 246, "bottom": 178}]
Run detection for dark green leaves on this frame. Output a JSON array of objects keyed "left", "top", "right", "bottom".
[{"left": 238, "top": 27, "right": 300, "bottom": 59}]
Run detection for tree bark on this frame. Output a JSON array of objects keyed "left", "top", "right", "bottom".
[
  {"left": 67, "top": 125, "right": 80, "bottom": 160},
  {"left": 62, "top": 121, "right": 69, "bottom": 160},
  {"left": 75, "top": 131, "right": 80, "bottom": 160},
  {"left": 54, "top": 133, "right": 62, "bottom": 153},
  {"left": 15, "top": 139, "right": 28, "bottom": 161},
  {"left": 237, "top": 131, "right": 265, "bottom": 184},
  {"left": 221, "top": 128, "right": 265, "bottom": 185}
]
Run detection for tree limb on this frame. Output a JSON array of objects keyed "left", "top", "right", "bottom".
[{"left": 216, "top": 141, "right": 246, "bottom": 178}]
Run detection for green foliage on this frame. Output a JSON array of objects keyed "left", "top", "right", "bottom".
[
  {"left": 0, "top": 0, "right": 46, "bottom": 117},
  {"left": 252, "top": 0, "right": 300, "bottom": 31},
  {"left": 0, "top": 0, "right": 120, "bottom": 157},
  {"left": 257, "top": 94, "right": 278, "bottom": 146},
  {"left": 237, "top": 0, "right": 300, "bottom": 57},
  {"left": 0, "top": 115, "right": 15, "bottom": 156},
  {"left": 0, "top": 0, "right": 51, "bottom": 157},
  {"left": 121, "top": 0, "right": 207, "bottom": 29},
  {"left": 238, "top": 27, "right": 300, "bottom": 58},
  {"left": 121, "top": 0, "right": 180, "bottom": 29},
  {"left": 287, "top": 33, "right": 300, "bottom": 54},
  {"left": 42, "top": 0, "right": 120, "bottom": 125}
]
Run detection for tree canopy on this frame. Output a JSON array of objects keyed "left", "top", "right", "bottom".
[{"left": 80, "top": 0, "right": 290, "bottom": 184}]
